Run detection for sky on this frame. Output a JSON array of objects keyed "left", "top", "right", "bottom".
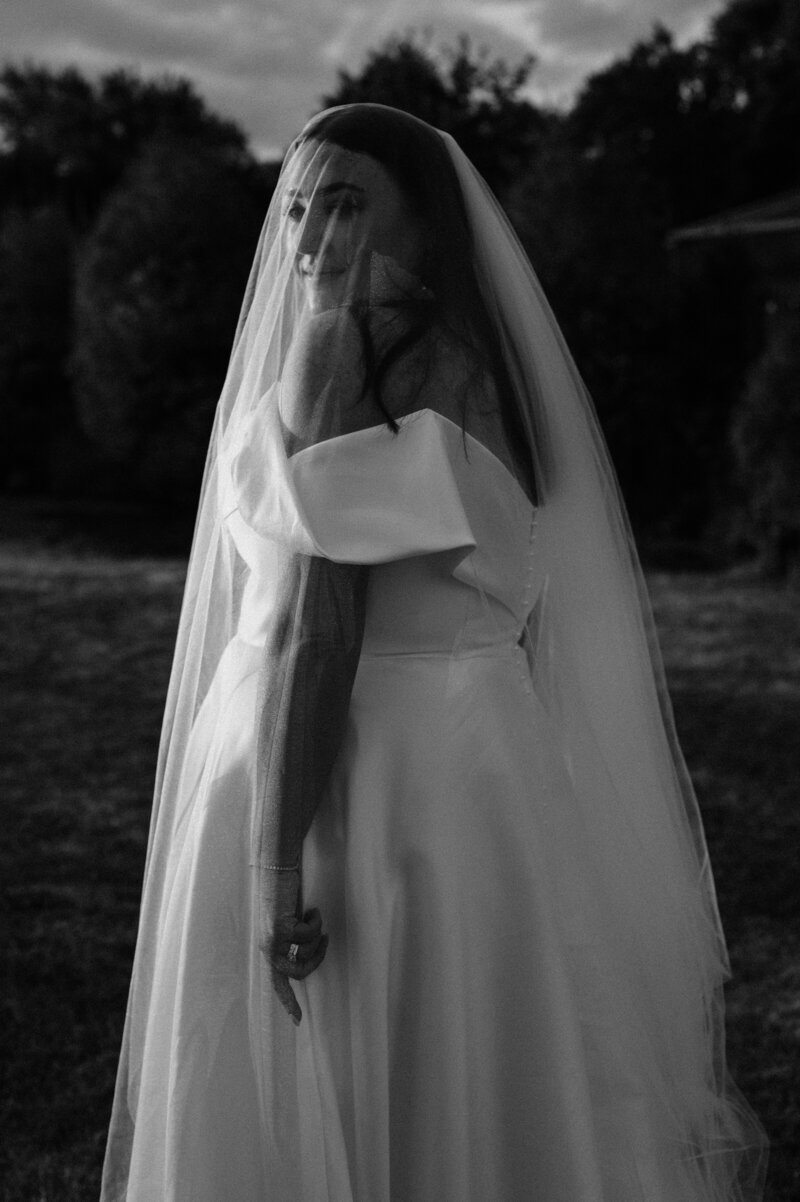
[{"left": 1, "top": 0, "right": 725, "bottom": 158}]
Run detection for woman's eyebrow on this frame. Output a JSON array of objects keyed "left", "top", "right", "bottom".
[{"left": 284, "top": 182, "right": 367, "bottom": 200}]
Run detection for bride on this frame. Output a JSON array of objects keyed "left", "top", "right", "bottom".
[{"left": 101, "top": 103, "right": 766, "bottom": 1201}]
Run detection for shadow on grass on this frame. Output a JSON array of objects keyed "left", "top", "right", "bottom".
[{"left": 1, "top": 556, "right": 182, "bottom": 1200}]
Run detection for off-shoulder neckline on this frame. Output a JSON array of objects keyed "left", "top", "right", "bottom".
[{"left": 289, "top": 406, "right": 537, "bottom": 514}]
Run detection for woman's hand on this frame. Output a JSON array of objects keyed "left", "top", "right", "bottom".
[{"left": 265, "top": 899, "right": 329, "bottom": 1025}]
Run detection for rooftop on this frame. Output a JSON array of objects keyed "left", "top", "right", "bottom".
[{"left": 668, "top": 188, "right": 800, "bottom": 246}]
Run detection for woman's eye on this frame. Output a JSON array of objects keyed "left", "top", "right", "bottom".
[
  {"left": 327, "top": 197, "right": 359, "bottom": 218},
  {"left": 283, "top": 194, "right": 360, "bottom": 226}
]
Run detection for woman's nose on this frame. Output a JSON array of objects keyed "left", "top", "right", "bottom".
[{"left": 296, "top": 209, "right": 327, "bottom": 258}]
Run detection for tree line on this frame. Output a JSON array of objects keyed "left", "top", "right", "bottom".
[{"left": 1, "top": 0, "right": 798, "bottom": 568}]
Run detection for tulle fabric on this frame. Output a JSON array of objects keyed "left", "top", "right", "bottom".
[{"left": 101, "top": 104, "right": 767, "bottom": 1201}]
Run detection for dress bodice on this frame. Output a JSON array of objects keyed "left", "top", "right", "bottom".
[{"left": 220, "top": 399, "right": 539, "bottom": 653}]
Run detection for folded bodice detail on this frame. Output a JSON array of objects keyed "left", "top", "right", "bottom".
[{"left": 219, "top": 397, "right": 539, "bottom": 655}]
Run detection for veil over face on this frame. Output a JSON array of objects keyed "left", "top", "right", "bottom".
[
  {"left": 280, "top": 141, "right": 426, "bottom": 313},
  {"left": 102, "top": 103, "right": 766, "bottom": 1202}
]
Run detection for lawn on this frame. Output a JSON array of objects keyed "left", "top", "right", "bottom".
[{"left": 1, "top": 534, "right": 798, "bottom": 1200}]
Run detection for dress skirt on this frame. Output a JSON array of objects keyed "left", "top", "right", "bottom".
[
  {"left": 113, "top": 631, "right": 717, "bottom": 1202},
  {"left": 104, "top": 410, "right": 760, "bottom": 1201}
]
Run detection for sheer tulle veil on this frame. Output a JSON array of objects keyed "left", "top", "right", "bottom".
[
  {"left": 442, "top": 126, "right": 766, "bottom": 1198},
  {"left": 102, "top": 103, "right": 766, "bottom": 1200}
]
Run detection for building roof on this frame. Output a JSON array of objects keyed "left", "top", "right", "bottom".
[{"left": 668, "top": 188, "right": 800, "bottom": 246}]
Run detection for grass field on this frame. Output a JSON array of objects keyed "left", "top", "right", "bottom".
[{"left": 1, "top": 531, "right": 798, "bottom": 1200}]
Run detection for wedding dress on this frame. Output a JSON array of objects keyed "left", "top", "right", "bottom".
[{"left": 101, "top": 103, "right": 766, "bottom": 1202}]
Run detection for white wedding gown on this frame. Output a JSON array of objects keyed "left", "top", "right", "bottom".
[{"left": 105, "top": 404, "right": 740, "bottom": 1202}]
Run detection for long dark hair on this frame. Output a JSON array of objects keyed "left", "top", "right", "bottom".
[{"left": 297, "top": 104, "right": 538, "bottom": 501}]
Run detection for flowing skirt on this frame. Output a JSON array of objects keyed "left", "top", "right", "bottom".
[{"left": 108, "top": 640, "right": 753, "bottom": 1201}]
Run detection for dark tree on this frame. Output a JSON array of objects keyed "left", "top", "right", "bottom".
[
  {"left": 704, "top": 0, "right": 800, "bottom": 199},
  {"left": 0, "top": 64, "right": 278, "bottom": 501},
  {"left": 731, "top": 313, "right": 800, "bottom": 577},
  {"left": 566, "top": 3, "right": 800, "bottom": 219},
  {"left": 320, "top": 34, "right": 552, "bottom": 198},
  {"left": 71, "top": 137, "right": 263, "bottom": 503},
  {"left": 508, "top": 128, "right": 688, "bottom": 535},
  {"left": 567, "top": 25, "right": 747, "bottom": 226},
  {"left": 0, "top": 206, "right": 75, "bottom": 489},
  {"left": 0, "top": 65, "right": 258, "bottom": 230},
  {"left": 510, "top": 5, "right": 800, "bottom": 543}
]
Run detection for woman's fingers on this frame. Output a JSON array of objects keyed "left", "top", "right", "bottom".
[
  {"left": 280, "top": 908, "right": 325, "bottom": 960},
  {"left": 272, "top": 932, "right": 329, "bottom": 980},
  {"left": 269, "top": 908, "right": 321, "bottom": 951},
  {"left": 264, "top": 904, "right": 328, "bottom": 1023},
  {"left": 291, "top": 908, "right": 323, "bottom": 943},
  {"left": 287, "top": 935, "right": 322, "bottom": 963},
  {"left": 287, "top": 934, "right": 328, "bottom": 980},
  {"left": 270, "top": 967, "right": 302, "bottom": 1025}
]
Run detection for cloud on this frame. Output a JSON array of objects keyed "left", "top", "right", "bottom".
[
  {"left": 0, "top": 0, "right": 724, "bottom": 154},
  {"left": 529, "top": 0, "right": 717, "bottom": 53},
  {"left": 468, "top": 0, "right": 721, "bottom": 102}
]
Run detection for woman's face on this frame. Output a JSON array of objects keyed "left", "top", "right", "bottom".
[{"left": 281, "top": 141, "right": 424, "bottom": 313}]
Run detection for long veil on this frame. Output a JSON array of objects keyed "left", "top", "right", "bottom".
[
  {"left": 444, "top": 129, "right": 768, "bottom": 1196},
  {"left": 102, "top": 104, "right": 766, "bottom": 1202}
]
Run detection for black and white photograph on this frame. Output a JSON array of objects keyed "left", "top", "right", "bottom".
[{"left": 1, "top": 1, "right": 798, "bottom": 1199}]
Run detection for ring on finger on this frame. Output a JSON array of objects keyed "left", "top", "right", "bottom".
[{"left": 287, "top": 943, "right": 300, "bottom": 963}]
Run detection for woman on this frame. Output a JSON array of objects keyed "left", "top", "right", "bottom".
[{"left": 101, "top": 104, "right": 766, "bottom": 1201}]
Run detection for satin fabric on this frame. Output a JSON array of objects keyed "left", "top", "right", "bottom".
[
  {"left": 102, "top": 103, "right": 766, "bottom": 1202},
  {"left": 105, "top": 404, "right": 742, "bottom": 1200}
]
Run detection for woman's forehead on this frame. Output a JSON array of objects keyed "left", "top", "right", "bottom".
[{"left": 281, "top": 141, "right": 397, "bottom": 200}]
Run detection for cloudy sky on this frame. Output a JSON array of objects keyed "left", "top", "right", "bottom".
[{"left": 2, "top": 0, "right": 725, "bottom": 157}]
